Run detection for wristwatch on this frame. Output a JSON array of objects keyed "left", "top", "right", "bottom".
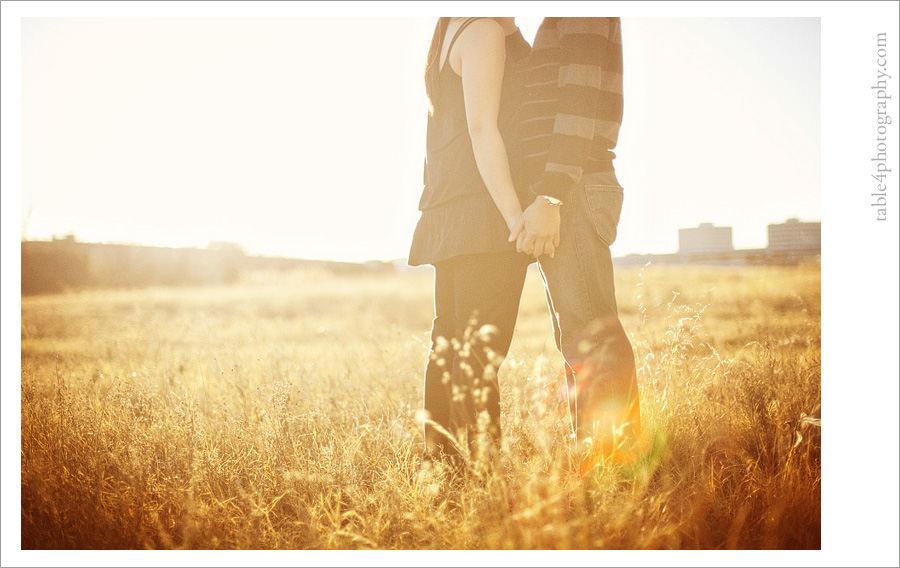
[{"left": 538, "top": 195, "right": 563, "bottom": 207}]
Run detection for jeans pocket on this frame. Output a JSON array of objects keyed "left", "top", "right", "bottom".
[{"left": 584, "top": 184, "right": 624, "bottom": 246}]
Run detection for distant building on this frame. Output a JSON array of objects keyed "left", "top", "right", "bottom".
[
  {"left": 767, "top": 218, "right": 821, "bottom": 252},
  {"left": 678, "top": 223, "right": 733, "bottom": 255}
]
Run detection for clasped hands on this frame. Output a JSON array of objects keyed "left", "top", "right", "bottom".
[{"left": 508, "top": 196, "right": 561, "bottom": 259}]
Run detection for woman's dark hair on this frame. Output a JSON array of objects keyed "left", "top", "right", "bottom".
[{"left": 424, "top": 17, "right": 450, "bottom": 116}]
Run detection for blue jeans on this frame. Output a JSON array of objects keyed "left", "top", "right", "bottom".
[{"left": 537, "top": 171, "right": 641, "bottom": 443}]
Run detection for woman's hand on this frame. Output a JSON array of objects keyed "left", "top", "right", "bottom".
[{"left": 509, "top": 197, "right": 561, "bottom": 258}]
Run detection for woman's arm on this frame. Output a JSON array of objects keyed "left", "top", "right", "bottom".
[{"left": 452, "top": 19, "right": 524, "bottom": 233}]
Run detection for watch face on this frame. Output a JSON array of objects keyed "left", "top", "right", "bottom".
[{"left": 541, "top": 195, "right": 562, "bottom": 206}]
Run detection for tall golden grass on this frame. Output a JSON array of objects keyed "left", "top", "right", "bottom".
[{"left": 20, "top": 264, "right": 820, "bottom": 550}]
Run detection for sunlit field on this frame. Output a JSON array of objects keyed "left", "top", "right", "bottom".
[{"left": 20, "top": 264, "right": 820, "bottom": 550}]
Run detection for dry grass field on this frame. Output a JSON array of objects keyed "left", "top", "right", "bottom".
[{"left": 20, "top": 263, "right": 821, "bottom": 550}]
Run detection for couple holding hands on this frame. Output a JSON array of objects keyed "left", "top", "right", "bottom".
[{"left": 409, "top": 17, "right": 643, "bottom": 476}]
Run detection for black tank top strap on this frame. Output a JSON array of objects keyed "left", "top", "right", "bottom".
[{"left": 442, "top": 17, "right": 487, "bottom": 69}]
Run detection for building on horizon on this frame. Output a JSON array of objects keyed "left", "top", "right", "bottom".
[
  {"left": 678, "top": 223, "right": 734, "bottom": 255},
  {"left": 615, "top": 218, "right": 820, "bottom": 267},
  {"left": 767, "top": 218, "right": 821, "bottom": 252}
]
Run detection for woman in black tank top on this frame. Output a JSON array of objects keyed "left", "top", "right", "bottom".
[{"left": 409, "top": 17, "right": 532, "bottom": 472}]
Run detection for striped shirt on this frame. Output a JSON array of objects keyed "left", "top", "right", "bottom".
[{"left": 519, "top": 17, "right": 624, "bottom": 202}]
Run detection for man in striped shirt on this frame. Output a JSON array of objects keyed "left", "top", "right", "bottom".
[{"left": 510, "top": 17, "right": 644, "bottom": 474}]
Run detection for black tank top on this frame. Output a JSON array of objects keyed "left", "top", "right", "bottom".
[{"left": 417, "top": 19, "right": 530, "bottom": 211}]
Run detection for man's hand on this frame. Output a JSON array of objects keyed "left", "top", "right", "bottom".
[{"left": 509, "top": 196, "right": 561, "bottom": 258}]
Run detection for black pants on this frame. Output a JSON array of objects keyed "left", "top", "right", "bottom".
[{"left": 423, "top": 251, "right": 530, "bottom": 463}]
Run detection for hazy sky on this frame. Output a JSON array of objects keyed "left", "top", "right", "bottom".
[{"left": 17, "top": 12, "right": 820, "bottom": 261}]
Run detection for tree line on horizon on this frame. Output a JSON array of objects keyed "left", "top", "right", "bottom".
[{"left": 20, "top": 237, "right": 394, "bottom": 295}]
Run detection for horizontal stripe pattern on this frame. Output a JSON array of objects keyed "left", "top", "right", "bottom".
[
  {"left": 552, "top": 113, "right": 596, "bottom": 140},
  {"left": 519, "top": 17, "right": 624, "bottom": 201},
  {"left": 559, "top": 63, "right": 602, "bottom": 89},
  {"left": 545, "top": 162, "right": 583, "bottom": 178}
]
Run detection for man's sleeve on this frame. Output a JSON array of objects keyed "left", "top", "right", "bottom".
[{"left": 529, "top": 18, "right": 622, "bottom": 203}]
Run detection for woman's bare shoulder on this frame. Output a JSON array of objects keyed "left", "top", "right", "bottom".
[
  {"left": 457, "top": 18, "right": 505, "bottom": 41},
  {"left": 445, "top": 18, "right": 506, "bottom": 74},
  {"left": 453, "top": 18, "right": 505, "bottom": 56}
]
